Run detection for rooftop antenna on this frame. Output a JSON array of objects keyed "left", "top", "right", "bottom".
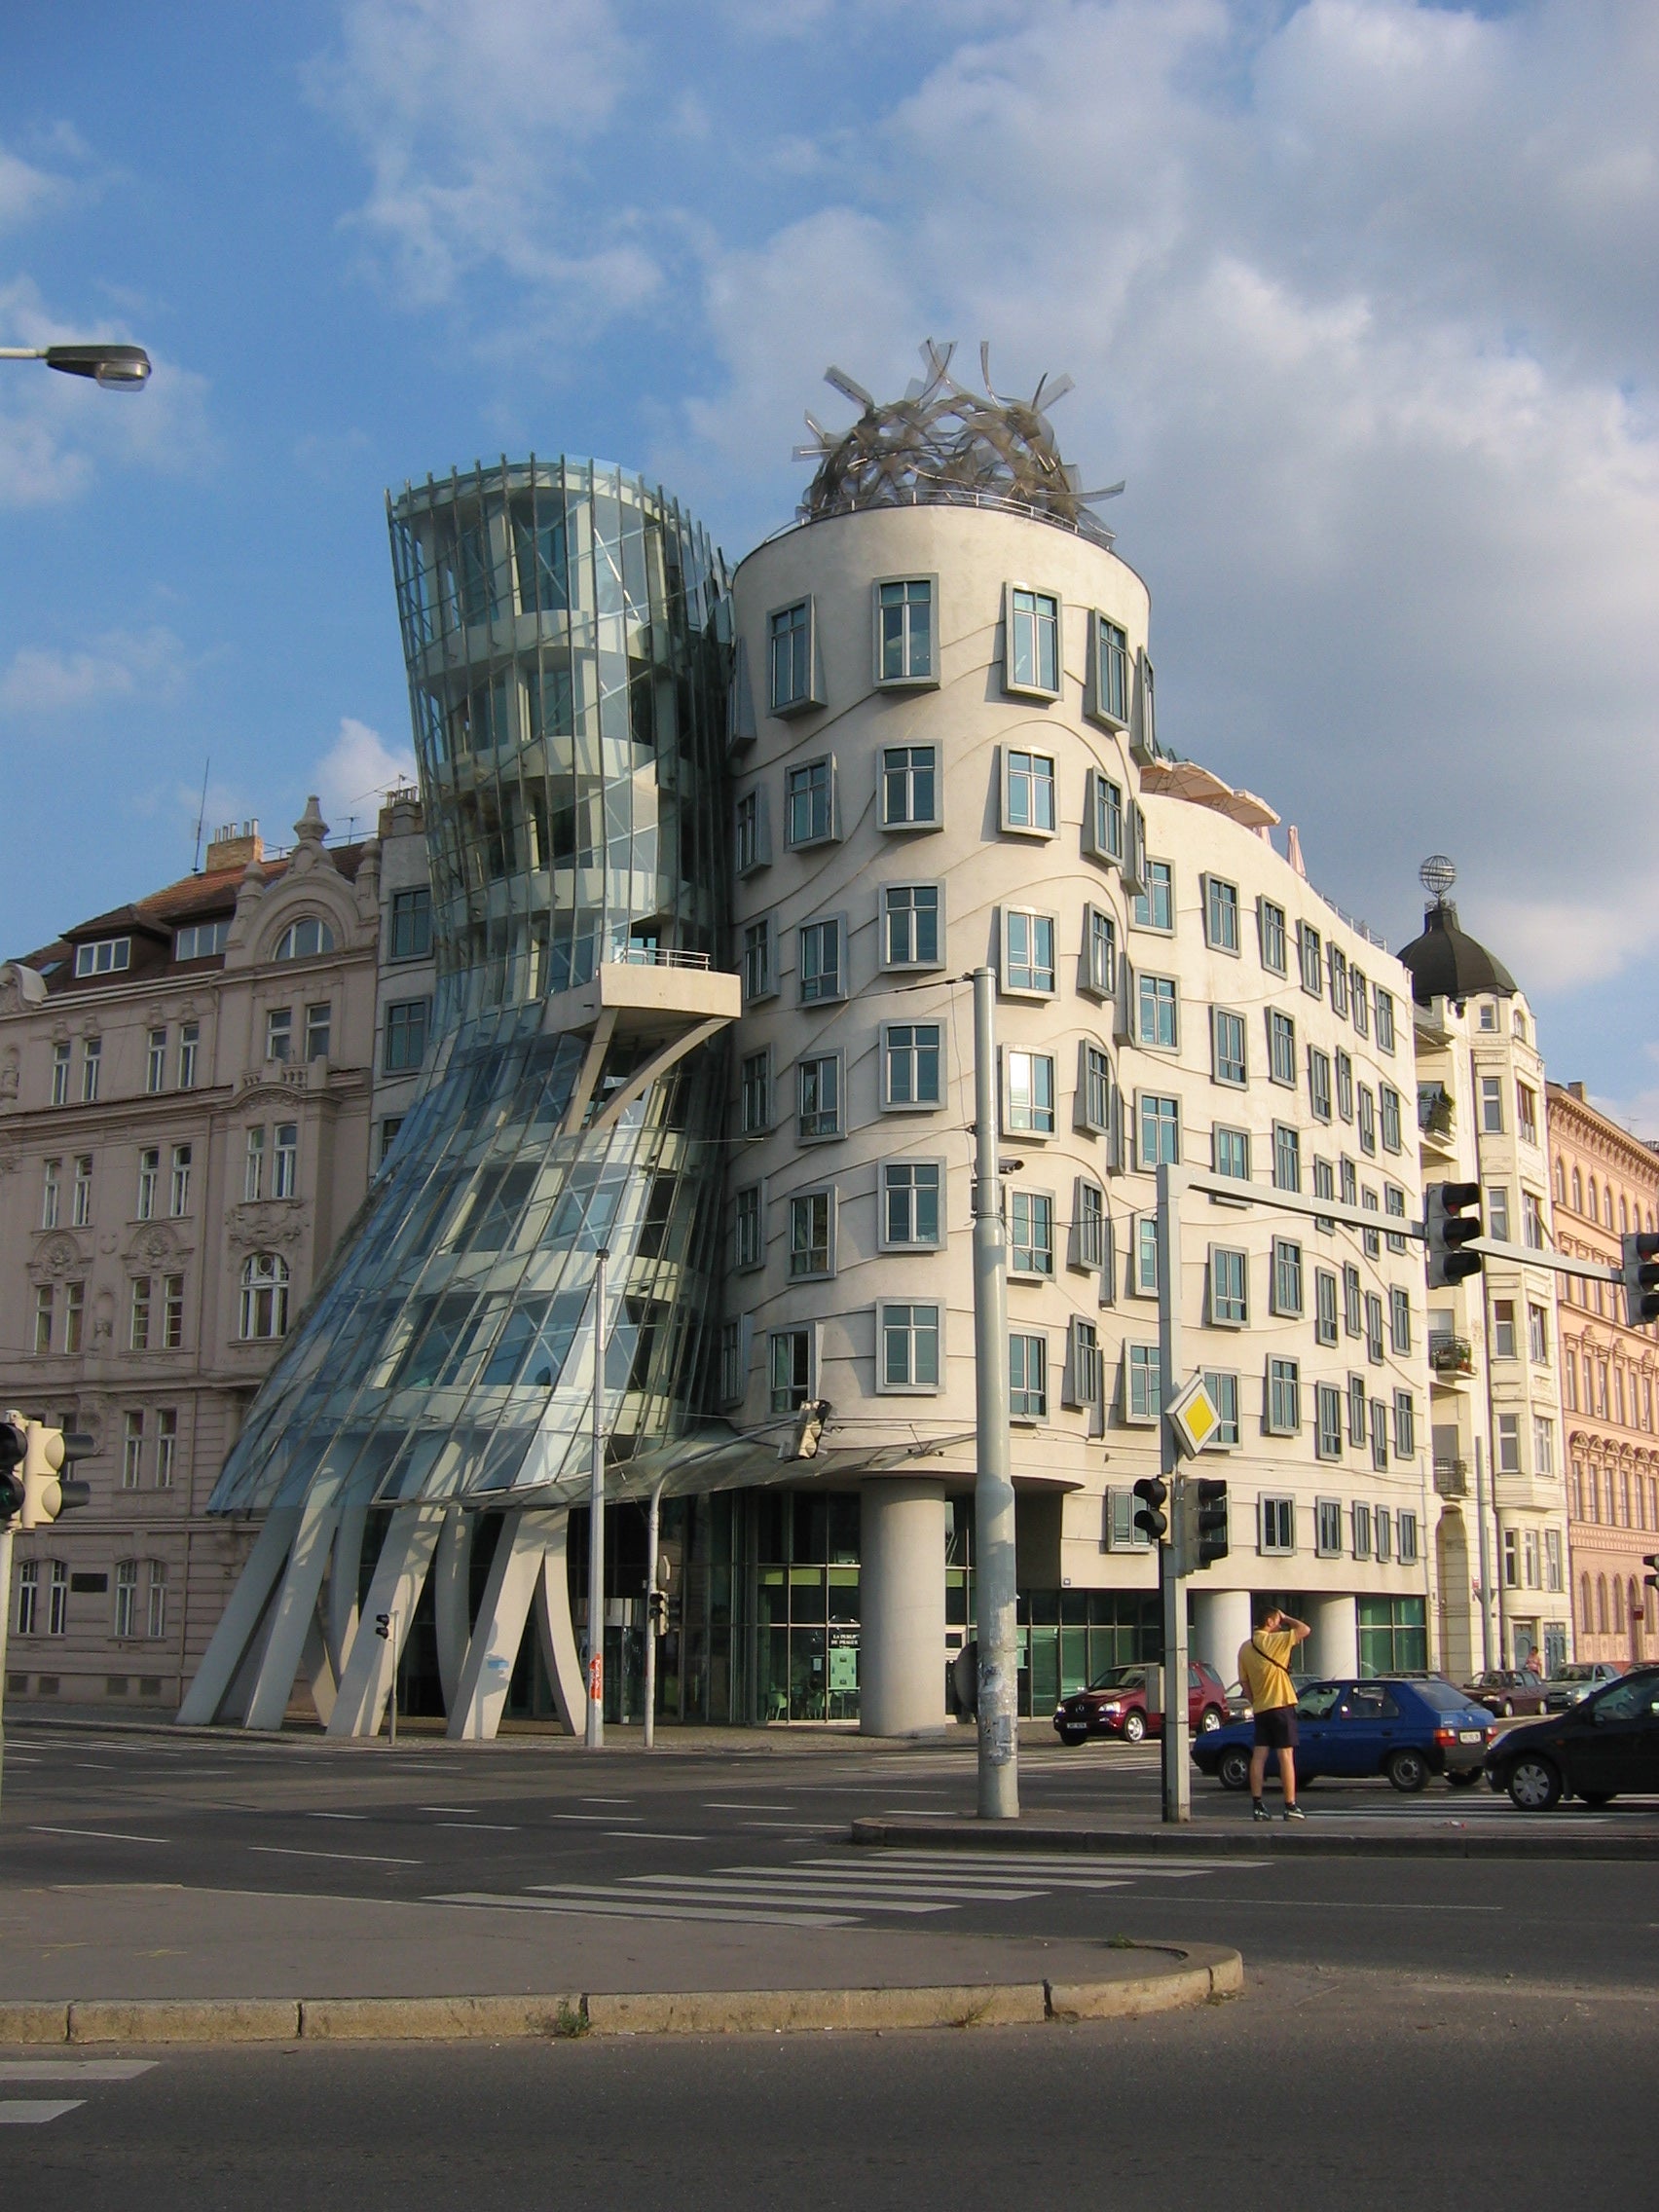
[{"left": 191, "top": 757, "right": 211, "bottom": 874}]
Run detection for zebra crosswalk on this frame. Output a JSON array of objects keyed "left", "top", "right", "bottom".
[
  {"left": 435, "top": 1847, "right": 1258, "bottom": 1930},
  {"left": 0, "top": 2059, "right": 156, "bottom": 2127}
]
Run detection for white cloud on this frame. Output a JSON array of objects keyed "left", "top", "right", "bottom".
[
  {"left": 306, "top": 0, "right": 654, "bottom": 326},
  {"left": 0, "top": 276, "right": 220, "bottom": 508},
  {"left": 308, "top": 716, "right": 418, "bottom": 833},
  {"left": 0, "top": 626, "right": 190, "bottom": 714},
  {"left": 682, "top": 0, "right": 1659, "bottom": 983},
  {"left": 0, "top": 139, "right": 59, "bottom": 232}
]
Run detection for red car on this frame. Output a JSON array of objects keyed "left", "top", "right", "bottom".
[{"left": 1052, "top": 1660, "right": 1230, "bottom": 1746}]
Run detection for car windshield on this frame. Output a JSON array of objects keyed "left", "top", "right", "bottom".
[
  {"left": 1088, "top": 1667, "right": 1148, "bottom": 1692},
  {"left": 1549, "top": 1665, "right": 1597, "bottom": 1683},
  {"left": 1413, "top": 1678, "right": 1482, "bottom": 1714}
]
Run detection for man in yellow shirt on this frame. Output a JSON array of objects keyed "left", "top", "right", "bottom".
[{"left": 1237, "top": 1599, "right": 1311, "bottom": 1822}]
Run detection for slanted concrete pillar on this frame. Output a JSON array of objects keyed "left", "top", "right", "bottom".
[
  {"left": 1193, "top": 1588, "right": 1252, "bottom": 1685},
  {"left": 859, "top": 1479, "right": 946, "bottom": 1737},
  {"left": 1307, "top": 1592, "right": 1359, "bottom": 1678}
]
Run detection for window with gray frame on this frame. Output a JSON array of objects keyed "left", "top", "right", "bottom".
[
  {"left": 1132, "top": 860, "right": 1173, "bottom": 932},
  {"left": 1380, "top": 1084, "right": 1402, "bottom": 1152},
  {"left": 1083, "top": 905, "right": 1117, "bottom": 996},
  {"left": 1315, "top": 1387, "right": 1344, "bottom": 1461},
  {"left": 1376, "top": 990, "right": 1396, "bottom": 1052},
  {"left": 1260, "top": 1495, "right": 1296, "bottom": 1553},
  {"left": 741, "top": 918, "right": 774, "bottom": 1002},
  {"left": 1010, "top": 1332, "right": 1048, "bottom": 1418},
  {"left": 789, "top": 1191, "right": 832, "bottom": 1278},
  {"left": 1315, "top": 1267, "right": 1339, "bottom": 1346},
  {"left": 1267, "top": 1359, "right": 1301, "bottom": 1434},
  {"left": 1272, "top": 1123, "right": 1301, "bottom": 1193},
  {"left": 1138, "top": 974, "right": 1177, "bottom": 1048},
  {"left": 389, "top": 887, "right": 431, "bottom": 960},
  {"left": 797, "top": 1053, "right": 841, "bottom": 1141},
  {"left": 1347, "top": 1374, "right": 1367, "bottom": 1447},
  {"left": 1086, "top": 769, "right": 1124, "bottom": 861},
  {"left": 1007, "top": 587, "right": 1060, "bottom": 694},
  {"left": 1298, "top": 921, "right": 1323, "bottom": 996},
  {"left": 770, "top": 1328, "right": 811, "bottom": 1413},
  {"left": 734, "top": 789, "right": 767, "bottom": 875},
  {"left": 1269, "top": 1010, "right": 1296, "bottom": 1087},
  {"left": 1006, "top": 1051, "right": 1056, "bottom": 1135},
  {"left": 880, "top": 1301, "right": 940, "bottom": 1389},
  {"left": 1336, "top": 1050, "right": 1354, "bottom": 1122},
  {"left": 884, "top": 885, "right": 941, "bottom": 968},
  {"left": 881, "top": 745, "right": 938, "bottom": 829},
  {"left": 1213, "top": 1126, "right": 1249, "bottom": 1181},
  {"left": 1138, "top": 1092, "right": 1179, "bottom": 1167},
  {"left": 1003, "top": 748, "right": 1056, "bottom": 832},
  {"left": 883, "top": 1024, "right": 941, "bottom": 1109},
  {"left": 876, "top": 578, "right": 935, "bottom": 684},
  {"left": 1213, "top": 1008, "right": 1246, "bottom": 1087},
  {"left": 1371, "top": 1403, "right": 1389, "bottom": 1472},
  {"left": 1309, "top": 1047, "right": 1332, "bottom": 1122},
  {"left": 1259, "top": 898, "right": 1287, "bottom": 975},
  {"left": 882, "top": 1161, "right": 941, "bottom": 1247},
  {"left": 1125, "top": 1343, "right": 1161, "bottom": 1423},
  {"left": 799, "top": 918, "right": 843, "bottom": 1004},
  {"left": 384, "top": 998, "right": 428, "bottom": 1073},
  {"left": 740, "top": 1051, "right": 771, "bottom": 1133},
  {"left": 1210, "top": 1246, "right": 1247, "bottom": 1326},
  {"left": 1328, "top": 943, "right": 1349, "bottom": 1017},
  {"left": 769, "top": 600, "right": 814, "bottom": 714},
  {"left": 1202, "top": 1369, "right": 1240, "bottom": 1447},
  {"left": 734, "top": 1185, "right": 762, "bottom": 1271},
  {"left": 1389, "top": 1285, "right": 1411, "bottom": 1353},
  {"left": 1316, "top": 1497, "right": 1344, "bottom": 1554},
  {"left": 1272, "top": 1237, "right": 1303, "bottom": 1317},
  {"left": 1205, "top": 876, "right": 1240, "bottom": 953},
  {"left": 1004, "top": 909, "right": 1056, "bottom": 994},
  {"left": 785, "top": 758, "right": 834, "bottom": 847},
  {"left": 1011, "top": 1191, "right": 1055, "bottom": 1277},
  {"left": 1365, "top": 1292, "right": 1384, "bottom": 1365},
  {"left": 1093, "top": 613, "right": 1129, "bottom": 723},
  {"left": 1075, "top": 1178, "right": 1107, "bottom": 1271},
  {"left": 1394, "top": 1391, "right": 1416, "bottom": 1457},
  {"left": 1358, "top": 1086, "right": 1377, "bottom": 1155}
]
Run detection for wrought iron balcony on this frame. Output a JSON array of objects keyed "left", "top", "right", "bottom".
[
  {"left": 1418, "top": 1082, "right": 1456, "bottom": 1144},
  {"left": 1428, "top": 1332, "right": 1476, "bottom": 1380},
  {"left": 1433, "top": 1456, "right": 1469, "bottom": 1498}
]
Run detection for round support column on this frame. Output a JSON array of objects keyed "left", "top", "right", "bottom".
[
  {"left": 1307, "top": 1593, "right": 1359, "bottom": 1678},
  {"left": 859, "top": 1479, "right": 947, "bottom": 1737},
  {"left": 1192, "top": 1589, "right": 1252, "bottom": 1685}
]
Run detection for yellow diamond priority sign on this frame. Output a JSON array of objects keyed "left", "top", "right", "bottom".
[{"left": 1165, "top": 1373, "right": 1221, "bottom": 1460}]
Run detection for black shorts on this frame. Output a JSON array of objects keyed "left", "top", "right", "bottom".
[{"left": 1253, "top": 1707, "right": 1300, "bottom": 1751}]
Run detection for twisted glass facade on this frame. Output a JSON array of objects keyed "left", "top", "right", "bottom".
[{"left": 209, "top": 460, "right": 736, "bottom": 1518}]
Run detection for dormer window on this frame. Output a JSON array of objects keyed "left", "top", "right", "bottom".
[
  {"left": 275, "top": 917, "right": 335, "bottom": 961},
  {"left": 73, "top": 937, "right": 130, "bottom": 977},
  {"left": 175, "top": 919, "right": 231, "bottom": 961}
]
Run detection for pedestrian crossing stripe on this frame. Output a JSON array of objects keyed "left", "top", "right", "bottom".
[
  {"left": 0, "top": 2059, "right": 156, "bottom": 2128},
  {"left": 431, "top": 1847, "right": 1262, "bottom": 1929}
]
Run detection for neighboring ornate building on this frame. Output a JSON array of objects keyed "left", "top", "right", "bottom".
[
  {"left": 0, "top": 800, "right": 421, "bottom": 1708},
  {"left": 1399, "top": 872, "right": 1571, "bottom": 1678},
  {"left": 1547, "top": 1081, "right": 1659, "bottom": 1664}
]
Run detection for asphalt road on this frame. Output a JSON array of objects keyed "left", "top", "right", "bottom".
[
  {"left": 4, "top": 1720, "right": 1658, "bottom": 1984},
  {"left": 5, "top": 1966, "right": 1654, "bottom": 2212}
]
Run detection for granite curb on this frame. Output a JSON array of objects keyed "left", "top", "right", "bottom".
[
  {"left": 849, "top": 1816, "right": 1659, "bottom": 1861},
  {"left": 0, "top": 1946, "right": 1241, "bottom": 2046}
]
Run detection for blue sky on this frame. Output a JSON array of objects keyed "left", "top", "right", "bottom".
[{"left": 3, "top": 1, "right": 1656, "bottom": 1124}]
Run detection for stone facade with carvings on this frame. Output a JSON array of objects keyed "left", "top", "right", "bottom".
[{"left": 0, "top": 796, "right": 424, "bottom": 1709}]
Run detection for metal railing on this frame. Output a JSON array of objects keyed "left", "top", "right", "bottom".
[
  {"left": 606, "top": 945, "right": 713, "bottom": 972},
  {"left": 1433, "top": 1456, "right": 1469, "bottom": 1497},
  {"left": 1428, "top": 1333, "right": 1476, "bottom": 1379}
]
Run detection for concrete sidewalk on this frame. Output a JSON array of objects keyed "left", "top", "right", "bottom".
[
  {"left": 0, "top": 1879, "right": 1240, "bottom": 2044},
  {"left": 851, "top": 1813, "right": 1659, "bottom": 1861}
]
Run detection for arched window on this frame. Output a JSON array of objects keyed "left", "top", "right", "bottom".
[
  {"left": 1571, "top": 1167, "right": 1583, "bottom": 1213},
  {"left": 1621, "top": 1195, "right": 1630, "bottom": 1234},
  {"left": 1630, "top": 1578, "right": 1642, "bottom": 1652},
  {"left": 1571, "top": 1461, "right": 1584, "bottom": 1518},
  {"left": 1597, "top": 1575, "right": 1608, "bottom": 1634},
  {"left": 1612, "top": 1577, "right": 1625, "bottom": 1633},
  {"left": 1554, "top": 1158, "right": 1566, "bottom": 1203},
  {"left": 1581, "top": 1571, "right": 1594, "bottom": 1632},
  {"left": 275, "top": 916, "right": 335, "bottom": 962},
  {"left": 240, "top": 1252, "right": 290, "bottom": 1340},
  {"left": 1513, "top": 1010, "right": 1527, "bottom": 1042}
]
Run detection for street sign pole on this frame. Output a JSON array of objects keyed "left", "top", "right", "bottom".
[
  {"left": 643, "top": 1476, "right": 664, "bottom": 1751},
  {"left": 1156, "top": 1161, "right": 1192, "bottom": 1824},
  {"left": 970, "top": 968, "right": 1018, "bottom": 1820},
  {"left": 0, "top": 1524, "right": 14, "bottom": 1820}
]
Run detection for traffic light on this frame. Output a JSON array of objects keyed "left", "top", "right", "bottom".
[
  {"left": 1425, "top": 1182, "right": 1483, "bottom": 1287},
  {"left": 0, "top": 1417, "right": 25, "bottom": 1525},
  {"left": 7, "top": 1414, "right": 93, "bottom": 1530},
  {"left": 1131, "top": 1475, "right": 1168, "bottom": 1543},
  {"left": 1621, "top": 1235, "right": 1659, "bottom": 1326},
  {"left": 1193, "top": 1478, "right": 1230, "bottom": 1567},
  {"left": 647, "top": 1588, "right": 669, "bottom": 1637}
]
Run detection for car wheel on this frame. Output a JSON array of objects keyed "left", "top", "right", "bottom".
[
  {"left": 1580, "top": 1791, "right": 1617, "bottom": 1808},
  {"left": 1505, "top": 1754, "right": 1563, "bottom": 1812},
  {"left": 1123, "top": 1710, "right": 1148, "bottom": 1745},
  {"left": 1197, "top": 1705, "right": 1224, "bottom": 1734},
  {"left": 1216, "top": 1746, "right": 1251, "bottom": 1792},
  {"left": 1501, "top": 1701, "right": 1515, "bottom": 1718},
  {"left": 1446, "top": 1768, "right": 1482, "bottom": 1789},
  {"left": 1385, "top": 1747, "right": 1429, "bottom": 1793}
]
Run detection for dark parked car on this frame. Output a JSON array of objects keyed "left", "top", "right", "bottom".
[
  {"left": 1461, "top": 1668, "right": 1548, "bottom": 1718},
  {"left": 1542, "top": 1661, "right": 1629, "bottom": 1712},
  {"left": 1053, "top": 1660, "right": 1230, "bottom": 1746},
  {"left": 1485, "top": 1666, "right": 1659, "bottom": 1809},
  {"left": 1193, "top": 1676, "right": 1493, "bottom": 1793}
]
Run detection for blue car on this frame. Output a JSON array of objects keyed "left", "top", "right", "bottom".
[{"left": 1192, "top": 1676, "right": 1493, "bottom": 1794}]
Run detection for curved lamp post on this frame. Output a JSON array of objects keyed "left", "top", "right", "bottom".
[{"left": 0, "top": 342, "right": 152, "bottom": 389}]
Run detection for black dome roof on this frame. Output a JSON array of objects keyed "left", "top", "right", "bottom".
[{"left": 1397, "top": 899, "right": 1517, "bottom": 1008}]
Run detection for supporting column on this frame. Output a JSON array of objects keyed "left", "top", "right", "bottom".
[
  {"left": 432, "top": 1507, "right": 474, "bottom": 1714},
  {"left": 176, "top": 1506, "right": 301, "bottom": 1726},
  {"left": 1307, "top": 1593, "right": 1359, "bottom": 1678},
  {"left": 450, "top": 1509, "right": 585, "bottom": 1742},
  {"left": 242, "top": 1488, "right": 341, "bottom": 1732},
  {"left": 1192, "top": 1588, "right": 1252, "bottom": 1685},
  {"left": 326, "top": 1506, "right": 445, "bottom": 1738},
  {"left": 859, "top": 1479, "right": 947, "bottom": 1738},
  {"left": 532, "top": 1514, "right": 586, "bottom": 1737},
  {"left": 325, "top": 1503, "right": 368, "bottom": 1681}
]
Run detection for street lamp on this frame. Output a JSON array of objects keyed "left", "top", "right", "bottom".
[{"left": 0, "top": 342, "right": 152, "bottom": 389}]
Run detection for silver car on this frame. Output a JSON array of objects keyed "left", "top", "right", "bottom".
[{"left": 1542, "top": 1661, "right": 1628, "bottom": 1711}]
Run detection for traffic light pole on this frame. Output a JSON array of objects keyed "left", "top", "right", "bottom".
[
  {"left": 1156, "top": 1163, "right": 1192, "bottom": 1824},
  {"left": 0, "top": 1523, "right": 14, "bottom": 1821},
  {"left": 643, "top": 1475, "right": 664, "bottom": 1751},
  {"left": 971, "top": 968, "right": 1019, "bottom": 1820}
]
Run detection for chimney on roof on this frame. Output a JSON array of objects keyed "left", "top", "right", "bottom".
[
  {"left": 1568, "top": 1081, "right": 1587, "bottom": 1101},
  {"left": 205, "top": 819, "right": 263, "bottom": 872}
]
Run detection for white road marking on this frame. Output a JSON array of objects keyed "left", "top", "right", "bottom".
[
  {"left": 435, "top": 1822, "right": 519, "bottom": 1831},
  {"left": 434, "top": 1890, "right": 854, "bottom": 1929},
  {"left": 0, "top": 2102, "right": 84, "bottom": 2124},
  {"left": 248, "top": 1845, "right": 421, "bottom": 1865},
  {"left": 30, "top": 1825, "right": 169, "bottom": 1845}
]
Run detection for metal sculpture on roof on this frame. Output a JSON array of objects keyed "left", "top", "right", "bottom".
[{"left": 795, "top": 340, "right": 1124, "bottom": 543}]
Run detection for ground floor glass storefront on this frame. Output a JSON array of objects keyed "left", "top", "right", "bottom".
[{"left": 1356, "top": 1596, "right": 1428, "bottom": 1676}]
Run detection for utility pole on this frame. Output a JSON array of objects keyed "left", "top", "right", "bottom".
[
  {"left": 1156, "top": 1162, "right": 1192, "bottom": 1824},
  {"left": 970, "top": 968, "right": 1018, "bottom": 1819},
  {"left": 643, "top": 1476, "right": 665, "bottom": 1750},
  {"left": 1472, "top": 1436, "right": 1494, "bottom": 1673},
  {"left": 585, "top": 1246, "right": 608, "bottom": 1749},
  {"left": 0, "top": 1521, "right": 15, "bottom": 1820}
]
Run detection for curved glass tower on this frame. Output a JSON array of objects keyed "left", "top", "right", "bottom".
[{"left": 207, "top": 459, "right": 734, "bottom": 1523}]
